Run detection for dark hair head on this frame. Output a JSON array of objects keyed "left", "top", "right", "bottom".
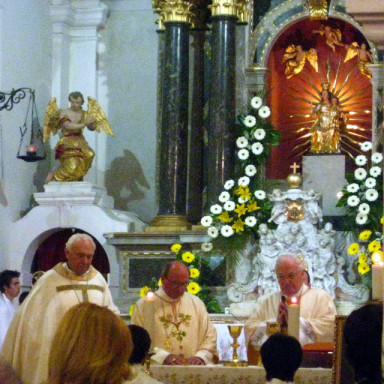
[
  {"left": 128, "top": 324, "right": 151, "bottom": 364},
  {"left": 68, "top": 91, "right": 84, "bottom": 104},
  {"left": 343, "top": 303, "right": 383, "bottom": 383},
  {"left": 260, "top": 333, "right": 303, "bottom": 382},
  {"left": 0, "top": 270, "right": 20, "bottom": 293}
]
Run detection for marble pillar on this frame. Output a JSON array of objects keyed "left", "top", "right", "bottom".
[
  {"left": 207, "top": 15, "right": 237, "bottom": 207},
  {"left": 368, "top": 64, "right": 383, "bottom": 150}
]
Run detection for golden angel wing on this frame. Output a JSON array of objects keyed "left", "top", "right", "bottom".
[
  {"left": 306, "top": 48, "right": 318, "bottom": 72},
  {"left": 85, "top": 97, "right": 114, "bottom": 136},
  {"left": 282, "top": 44, "right": 297, "bottom": 63},
  {"left": 334, "top": 28, "right": 342, "bottom": 42},
  {"left": 344, "top": 42, "right": 359, "bottom": 62},
  {"left": 43, "top": 98, "right": 60, "bottom": 142}
]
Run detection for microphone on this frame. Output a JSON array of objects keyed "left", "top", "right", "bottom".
[{"left": 281, "top": 295, "right": 286, "bottom": 303}]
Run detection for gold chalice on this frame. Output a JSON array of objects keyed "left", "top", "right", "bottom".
[{"left": 223, "top": 325, "right": 248, "bottom": 367}]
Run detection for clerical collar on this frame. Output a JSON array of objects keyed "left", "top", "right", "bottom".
[
  {"left": 63, "top": 262, "right": 91, "bottom": 277},
  {"left": 155, "top": 286, "right": 183, "bottom": 304},
  {"left": 267, "top": 379, "right": 294, "bottom": 384}
]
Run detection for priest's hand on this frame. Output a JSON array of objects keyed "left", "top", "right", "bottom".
[
  {"left": 277, "top": 301, "right": 288, "bottom": 330},
  {"left": 188, "top": 356, "right": 205, "bottom": 365},
  {"left": 163, "top": 353, "right": 188, "bottom": 365}
]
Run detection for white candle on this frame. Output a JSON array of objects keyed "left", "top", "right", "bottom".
[
  {"left": 287, "top": 297, "right": 300, "bottom": 340},
  {"left": 371, "top": 252, "right": 383, "bottom": 300}
]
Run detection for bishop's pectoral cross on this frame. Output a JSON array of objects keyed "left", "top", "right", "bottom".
[{"left": 56, "top": 284, "right": 104, "bottom": 302}]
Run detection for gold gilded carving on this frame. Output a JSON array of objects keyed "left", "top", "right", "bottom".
[
  {"left": 209, "top": 0, "right": 238, "bottom": 18},
  {"left": 285, "top": 201, "right": 304, "bottom": 222},
  {"left": 152, "top": 0, "right": 195, "bottom": 27},
  {"left": 308, "top": 0, "right": 328, "bottom": 20},
  {"left": 236, "top": 0, "right": 250, "bottom": 23}
]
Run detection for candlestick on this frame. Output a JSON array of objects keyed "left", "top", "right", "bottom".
[
  {"left": 287, "top": 297, "right": 300, "bottom": 340},
  {"left": 371, "top": 252, "right": 383, "bottom": 300}
]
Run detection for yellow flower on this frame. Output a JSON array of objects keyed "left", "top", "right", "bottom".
[
  {"left": 381, "top": 217, "right": 384, "bottom": 225},
  {"left": 190, "top": 268, "right": 200, "bottom": 279},
  {"left": 129, "top": 304, "right": 135, "bottom": 316},
  {"left": 218, "top": 211, "right": 233, "bottom": 223},
  {"left": 358, "top": 262, "right": 370, "bottom": 275},
  {"left": 368, "top": 240, "right": 381, "bottom": 253},
  {"left": 247, "top": 201, "right": 261, "bottom": 213},
  {"left": 158, "top": 278, "right": 162, "bottom": 286},
  {"left": 171, "top": 244, "right": 182, "bottom": 253},
  {"left": 140, "top": 286, "right": 149, "bottom": 297},
  {"left": 232, "top": 219, "right": 245, "bottom": 233},
  {"left": 235, "top": 186, "right": 251, "bottom": 200},
  {"left": 359, "top": 230, "right": 372, "bottom": 241},
  {"left": 182, "top": 252, "right": 195, "bottom": 263},
  {"left": 358, "top": 253, "right": 368, "bottom": 263},
  {"left": 234, "top": 204, "right": 247, "bottom": 217},
  {"left": 187, "top": 282, "right": 201, "bottom": 295},
  {"left": 347, "top": 243, "right": 360, "bottom": 255}
]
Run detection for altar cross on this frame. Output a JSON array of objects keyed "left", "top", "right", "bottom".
[
  {"left": 290, "top": 162, "right": 300, "bottom": 174},
  {"left": 56, "top": 284, "right": 104, "bottom": 302}
]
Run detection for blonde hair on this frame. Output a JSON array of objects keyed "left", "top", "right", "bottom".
[{"left": 48, "top": 302, "right": 132, "bottom": 384}]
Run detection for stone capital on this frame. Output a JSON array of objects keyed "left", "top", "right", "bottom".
[{"left": 153, "top": 0, "right": 195, "bottom": 30}]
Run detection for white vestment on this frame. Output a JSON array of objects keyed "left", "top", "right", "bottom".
[
  {"left": 0, "top": 293, "right": 16, "bottom": 349},
  {"left": 125, "top": 364, "right": 164, "bottom": 384},
  {"left": 131, "top": 287, "right": 218, "bottom": 365},
  {"left": 1, "top": 263, "right": 119, "bottom": 384},
  {"left": 244, "top": 285, "right": 336, "bottom": 348}
]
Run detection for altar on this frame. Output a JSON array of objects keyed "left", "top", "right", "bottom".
[{"left": 150, "top": 365, "right": 332, "bottom": 384}]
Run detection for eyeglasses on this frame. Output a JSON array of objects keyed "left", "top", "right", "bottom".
[
  {"left": 168, "top": 280, "right": 189, "bottom": 288},
  {"left": 276, "top": 271, "right": 300, "bottom": 281}
]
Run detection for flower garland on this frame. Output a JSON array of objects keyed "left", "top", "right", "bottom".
[
  {"left": 201, "top": 96, "right": 281, "bottom": 251},
  {"left": 337, "top": 141, "right": 383, "bottom": 284}
]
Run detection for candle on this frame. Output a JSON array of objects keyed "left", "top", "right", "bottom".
[
  {"left": 26, "top": 145, "right": 37, "bottom": 157},
  {"left": 371, "top": 252, "right": 383, "bottom": 300},
  {"left": 287, "top": 296, "right": 300, "bottom": 340}
]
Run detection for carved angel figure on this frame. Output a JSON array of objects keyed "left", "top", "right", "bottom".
[
  {"left": 282, "top": 44, "right": 318, "bottom": 79},
  {"left": 344, "top": 42, "right": 373, "bottom": 79},
  {"left": 43, "top": 91, "right": 113, "bottom": 182},
  {"left": 312, "top": 25, "right": 344, "bottom": 52}
]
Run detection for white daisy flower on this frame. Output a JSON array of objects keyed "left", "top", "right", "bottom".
[
  {"left": 369, "top": 166, "right": 381, "bottom": 178},
  {"left": 201, "top": 242, "right": 213, "bottom": 252},
  {"left": 371, "top": 152, "right": 383, "bottom": 164},
  {"left": 358, "top": 203, "right": 370, "bottom": 215},
  {"left": 238, "top": 149, "right": 249, "bottom": 160},
  {"left": 201, "top": 215, "right": 213, "bottom": 227},
  {"left": 347, "top": 183, "right": 359, "bottom": 193},
  {"left": 207, "top": 226, "right": 219, "bottom": 238},
  {"left": 251, "top": 96, "right": 262, "bottom": 109},
  {"left": 355, "top": 155, "right": 367, "bottom": 166},
  {"left": 258, "top": 105, "right": 271, "bottom": 118},
  {"left": 224, "top": 180, "right": 235, "bottom": 190},
  {"left": 254, "top": 128, "right": 266, "bottom": 140},
  {"left": 245, "top": 164, "right": 257, "bottom": 177},
  {"left": 354, "top": 168, "right": 367, "bottom": 180},
  {"left": 255, "top": 190, "right": 266, "bottom": 200},
  {"left": 347, "top": 195, "right": 360, "bottom": 207},
  {"left": 243, "top": 115, "right": 256, "bottom": 128},
  {"left": 365, "top": 177, "right": 376, "bottom": 188},
  {"left": 238, "top": 197, "right": 249, "bottom": 204},
  {"left": 236, "top": 136, "right": 248, "bottom": 149},
  {"left": 219, "top": 191, "right": 230, "bottom": 203},
  {"left": 210, "top": 204, "right": 222, "bottom": 214},
  {"left": 245, "top": 216, "right": 257, "bottom": 227},
  {"left": 238, "top": 176, "right": 250, "bottom": 186},
  {"left": 252, "top": 142, "right": 264, "bottom": 155},
  {"left": 224, "top": 201, "right": 236, "bottom": 211},
  {"left": 360, "top": 141, "right": 372, "bottom": 152},
  {"left": 356, "top": 213, "right": 368, "bottom": 225},
  {"left": 366, "top": 188, "right": 379, "bottom": 202},
  {"left": 221, "top": 225, "right": 234, "bottom": 237}
]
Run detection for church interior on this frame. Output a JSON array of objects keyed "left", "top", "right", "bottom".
[{"left": 0, "top": 0, "right": 383, "bottom": 382}]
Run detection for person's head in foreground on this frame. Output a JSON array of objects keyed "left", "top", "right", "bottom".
[
  {"left": 0, "top": 358, "right": 24, "bottom": 384},
  {"left": 343, "top": 302, "right": 383, "bottom": 384},
  {"left": 128, "top": 324, "right": 151, "bottom": 365},
  {"left": 48, "top": 302, "right": 132, "bottom": 384},
  {"left": 260, "top": 333, "right": 303, "bottom": 383}
]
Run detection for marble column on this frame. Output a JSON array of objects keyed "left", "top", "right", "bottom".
[
  {"left": 206, "top": 1, "right": 238, "bottom": 207},
  {"left": 148, "top": 1, "right": 194, "bottom": 231},
  {"left": 368, "top": 64, "right": 383, "bottom": 150}
]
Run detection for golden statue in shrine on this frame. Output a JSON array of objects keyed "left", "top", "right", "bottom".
[
  {"left": 344, "top": 42, "right": 373, "bottom": 79},
  {"left": 282, "top": 44, "right": 318, "bottom": 79},
  {"left": 43, "top": 92, "right": 114, "bottom": 183}
]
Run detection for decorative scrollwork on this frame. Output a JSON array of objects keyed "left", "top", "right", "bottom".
[{"left": 0, "top": 88, "right": 31, "bottom": 112}]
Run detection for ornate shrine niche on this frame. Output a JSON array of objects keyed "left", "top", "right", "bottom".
[{"left": 265, "top": 18, "right": 373, "bottom": 179}]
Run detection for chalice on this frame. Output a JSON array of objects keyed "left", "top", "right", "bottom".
[{"left": 223, "top": 325, "right": 248, "bottom": 367}]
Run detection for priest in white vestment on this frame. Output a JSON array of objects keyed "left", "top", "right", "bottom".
[
  {"left": 131, "top": 260, "right": 218, "bottom": 365},
  {"left": 1, "top": 233, "right": 119, "bottom": 384},
  {"left": 245, "top": 254, "right": 336, "bottom": 349}
]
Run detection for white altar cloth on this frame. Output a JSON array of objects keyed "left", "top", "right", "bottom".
[
  {"left": 150, "top": 365, "right": 332, "bottom": 384},
  {"left": 214, "top": 323, "right": 247, "bottom": 362}
]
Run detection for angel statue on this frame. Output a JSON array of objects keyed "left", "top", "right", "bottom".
[
  {"left": 43, "top": 91, "right": 113, "bottom": 183},
  {"left": 312, "top": 25, "right": 344, "bottom": 52},
  {"left": 282, "top": 44, "right": 318, "bottom": 79},
  {"left": 344, "top": 42, "right": 373, "bottom": 79}
]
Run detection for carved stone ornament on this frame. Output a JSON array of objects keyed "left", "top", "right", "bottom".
[
  {"left": 153, "top": 0, "right": 195, "bottom": 27},
  {"left": 209, "top": 0, "right": 239, "bottom": 17},
  {"left": 236, "top": 0, "right": 251, "bottom": 23},
  {"left": 307, "top": 0, "right": 328, "bottom": 20}
]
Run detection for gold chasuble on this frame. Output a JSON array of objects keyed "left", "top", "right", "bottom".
[
  {"left": 131, "top": 287, "right": 218, "bottom": 365},
  {"left": 1, "top": 263, "right": 119, "bottom": 384}
]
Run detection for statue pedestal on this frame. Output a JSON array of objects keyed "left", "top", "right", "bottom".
[{"left": 302, "top": 154, "right": 346, "bottom": 216}]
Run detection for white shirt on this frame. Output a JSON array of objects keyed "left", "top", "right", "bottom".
[{"left": 0, "top": 293, "right": 15, "bottom": 349}]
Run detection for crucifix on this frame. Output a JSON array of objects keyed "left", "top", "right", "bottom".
[{"left": 290, "top": 162, "right": 301, "bottom": 174}]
